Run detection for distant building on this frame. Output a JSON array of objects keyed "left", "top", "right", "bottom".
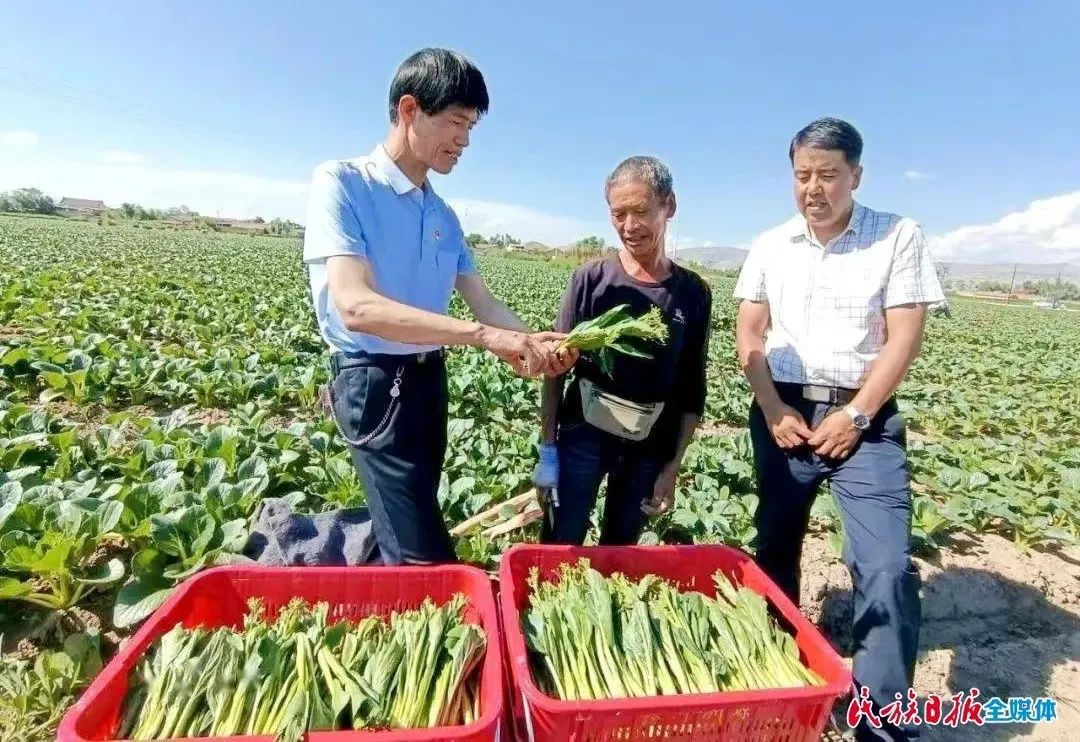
[
  {"left": 1034, "top": 299, "right": 1064, "bottom": 310},
  {"left": 209, "top": 216, "right": 266, "bottom": 232},
  {"left": 209, "top": 216, "right": 245, "bottom": 228},
  {"left": 59, "top": 197, "right": 107, "bottom": 216}
]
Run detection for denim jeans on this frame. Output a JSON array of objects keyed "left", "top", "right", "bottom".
[
  {"left": 541, "top": 420, "right": 666, "bottom": 545},
  {"left": 330, "top": 351, "right": 454, "bottom": 565},
  {"left": 749, "top": 387, "right": 920, "bottom": 742}
]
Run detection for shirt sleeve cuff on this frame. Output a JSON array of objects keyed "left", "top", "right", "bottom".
[
  {"left": 733, "top": 290, "right": 767, "bottom": 302},
  {"left": 884, "top": 289, "right": 946, "bottom": 308},
  {"left": 303, "top": 248, "right": 363, "bottom": 265}
]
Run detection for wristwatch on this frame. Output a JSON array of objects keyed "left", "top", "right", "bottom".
[{"left": 843, "top": 404, "right": 871, "bottom": 431}]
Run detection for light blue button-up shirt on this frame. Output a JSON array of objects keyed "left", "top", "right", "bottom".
[{"left": 302, "top": 145, "right": 477, "bottom": 355}]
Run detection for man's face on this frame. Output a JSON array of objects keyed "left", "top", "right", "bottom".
[
  {"left": 406, "top": 103, "right": 478, "bottom": 175},
  {"left": 792, "top": 146, "right": 862, "bottom": 233},
  {"left": 608, "top": 181, "right": 675, "bottom": 260}
]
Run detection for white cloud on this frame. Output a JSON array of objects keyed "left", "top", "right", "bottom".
[
  {"left": 1, "top": 130, "right": 40, "bottom": 148},
  {"left": 447, "top": 198, "right": 613, "bottom": 247},
  {"left": 100, "top": 150, "right": 146, "bottom": 165},
  {"left": 931, "top": 191, "right": 1080, "bottom": 263},
  {"left": 0, "top": 151, "right": 308, "bottom": 221},
  {"left": 904, "top": 169, "right": 937, "bottom": 181}
]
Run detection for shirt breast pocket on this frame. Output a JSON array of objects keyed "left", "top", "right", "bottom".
[
  {"left": 435, "top": 241, "right": 462, "bottom": 286},
  {"left": 831, "top": 273, "right": 884, "bottom": 333}
]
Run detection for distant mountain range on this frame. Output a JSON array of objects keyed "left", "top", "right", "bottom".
[
  {"left": 673, "top": 246, "right": 748, "bottom": 270},
  {"left": 673, "top": 246, "right": 1080, "bottom": 283},
  {"left": 934, "top": 262, "right": 1080, "bottom": 282}
]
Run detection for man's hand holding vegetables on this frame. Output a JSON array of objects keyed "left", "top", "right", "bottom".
[{"left": 535, "top": 156, "right": 712, "bottom": 546}]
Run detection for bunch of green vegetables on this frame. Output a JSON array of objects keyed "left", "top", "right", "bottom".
[
  {"left": 523, "top": 560, "right": 822, "bottom": 701},
  {"left": 119, "top": 595, "right": 486, "bottom": 741},
  {"left": 560, "top": 304, "right": 669, "bottom": 376}
]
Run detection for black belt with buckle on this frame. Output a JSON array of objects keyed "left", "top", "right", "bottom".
[
  {"left": 776, "top": 382, "right": 858, "bottom": 405},
  {"left": 330, "top": 348, "right": 446, "bottom": 376}
]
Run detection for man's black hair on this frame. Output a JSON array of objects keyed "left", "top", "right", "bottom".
[
  {"left": 789, "top": 117, "right": 863, "bottom": 166},
  {"left": 389, "top": 48, "right": 489, "bottom": 123}
]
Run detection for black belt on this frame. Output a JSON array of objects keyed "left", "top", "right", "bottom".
[
  {"left": 330, "top": 348, "right": 446, "bottom": 376},
  {"left": 775, "top": 382, "right": 858, "bottom": 405}
]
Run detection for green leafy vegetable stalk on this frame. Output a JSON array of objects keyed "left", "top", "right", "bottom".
[
  {"left": 559, "top": 304, "right": 669, "bottom": 376},
  {"left": 119, "top": 595, "right": 486, "bottom": 741},
  {"left": 523, "top": 559, "right": 824, "bottom": 701}
]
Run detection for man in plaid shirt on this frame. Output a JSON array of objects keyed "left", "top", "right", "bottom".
[{"left": 735, "top": 118, "right": 944, "bottom": 742}]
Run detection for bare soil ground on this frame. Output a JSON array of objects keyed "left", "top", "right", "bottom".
[{"left": 802, "top": 531, "right": 1080, "bottom": 740}]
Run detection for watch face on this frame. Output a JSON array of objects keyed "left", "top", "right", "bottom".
[{"left": 855, "top": 414, "right": 871, "bottom": 430}]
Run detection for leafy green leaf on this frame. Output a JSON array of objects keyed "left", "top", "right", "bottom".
[
  {"left": 79, "top": 558, "right": 125, "bottom": 586},
  {"left": 0, "top": 576, "right": 32, "bottom": 598},
  {"left": 0, "top": 481, "right": 23, "bottom": 527},
  {"left": 114, "top": 579, "right": 173, "bottom": 628}
]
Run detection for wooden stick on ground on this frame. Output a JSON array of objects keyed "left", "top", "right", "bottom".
[
  {"left": 481, "top": 503, "right": 544, "bottom": 539},
  {"left": 448, "top": 488, "right": 540, "bottom": 537}
]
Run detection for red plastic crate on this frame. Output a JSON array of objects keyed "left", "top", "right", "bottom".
[
  {"left": 499, "top": 544, "right": 851, "bottom": 742},
  {"left": 58, "top": 565, "right": 504, "bottom": 742}
]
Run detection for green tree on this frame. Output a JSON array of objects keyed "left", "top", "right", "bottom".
[
  {"left": 570, "top": 235, "right": 609, "bottom": 263},
  {"left": 166, "top": 205, "right": 196, "bottom": 219},
  {"left": 266, "top": 218, "right": 302, "bottom": 237},
  {"left": 466, "top": 232, "right": 484, "bottom": 248},
  {"left": 1032, "top": 278, "right": 1080, "bottom": 301},
  {"left": 488, "top": 233, "right": 519, "bottom": 248},
  {"left": 4, "top": 187, "right": 57, "bottom": 215}
]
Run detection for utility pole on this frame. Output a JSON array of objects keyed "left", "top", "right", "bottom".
[
  {"left": 1005, "top": 263, "right": 1018, "bottom": 305},
  {"left": 671, "top": 214, "right": 680, "bottom": 260}
]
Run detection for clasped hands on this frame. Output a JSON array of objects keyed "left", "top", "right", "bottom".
[{"left": 764, "top": 402, "right": 861, "bottom": 461}]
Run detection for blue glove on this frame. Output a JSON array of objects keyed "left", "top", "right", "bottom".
[{"left": 532, "top": 442, "right": 559, "bottom": 490}]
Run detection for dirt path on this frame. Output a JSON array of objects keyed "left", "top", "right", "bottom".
[{"left": 801, "top": 531, "right": 1080, "bottom": 740}]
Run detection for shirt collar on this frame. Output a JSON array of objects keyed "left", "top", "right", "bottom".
[
  {"left": 790, "top": 202, "right": 867, "bottom": 244},
  {"left": 370, "top": 144, "right": 428, "bottom": 197}
]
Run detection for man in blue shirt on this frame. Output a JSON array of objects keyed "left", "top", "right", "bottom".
[{"left": 303, "top": 48, "right": 573, "bottom": 565}]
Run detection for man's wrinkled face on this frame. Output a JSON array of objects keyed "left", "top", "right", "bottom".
[
  {"left": 608, "top": 181, "right": 675, "bottom": 260},
  {"left": 406, "top": 102, "right": 478, "bottom": 175},
  {"left": 792, "top": 146, "right": 862, "bottom": 234}
]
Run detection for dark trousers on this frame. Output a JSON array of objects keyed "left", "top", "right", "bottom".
[
  {"left": 329, "top": 351, "right": 454, "bottom": 565},
  {"left": 540, "top": 420, "right": 666, "bottom": 546},
  {"left": 749, "top": 386, "right": 920, "bottom": 742}
]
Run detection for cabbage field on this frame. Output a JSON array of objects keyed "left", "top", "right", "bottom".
[{"left": 1, "top": 215, "right": 1078, "bottom": 739}]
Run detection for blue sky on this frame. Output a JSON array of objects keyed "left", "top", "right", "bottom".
[{"left": 2, "top": 1, "right": 1079, "bottom": 262}]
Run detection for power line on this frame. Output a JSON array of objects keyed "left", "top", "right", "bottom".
[{"left": 0, "top": 65, "right": 272, "bottom": 157}]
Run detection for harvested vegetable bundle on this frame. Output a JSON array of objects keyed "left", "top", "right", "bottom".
[
  {"left": 119, "top": 595, "right": 486, "bottom": 741},
  {"left": 559, "top": 304, "right": 668, "bottom": 376},
  {"left": 523, "top": 559, "right": 822, "bottom": 701}
]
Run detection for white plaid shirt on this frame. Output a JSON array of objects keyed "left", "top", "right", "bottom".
[{"left": 734, "top": 202, "right": 945, "bottom": 389}]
